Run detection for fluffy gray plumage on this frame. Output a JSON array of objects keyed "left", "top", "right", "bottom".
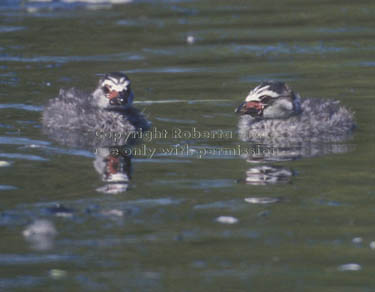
[
  {"left": 42, "top": 87, "right": 150, "bottom": 148},
  {"left": 238, "top": 95, "right": 355, "bottom": 144}
]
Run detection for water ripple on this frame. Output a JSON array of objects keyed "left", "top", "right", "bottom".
[
  {"left": 135, "top": 99, "right": 230, "bottom": 105},
  {"left": 39, "top": 146, "right": 94, "bottom": 158},
  {"left": 128, "top": 67, "right": 203, "bottom": 73},
  {"left": 360, "top": 61, "right": 375, "bottom": 67},
  {"left": 126, "top": 198, "right": 182, "bottom": 207},
  {"left": 0, "top": 276, "right": 42, "bottom": 290},
  {"left": 0, "top": 123, "right": 13, "bottom": 129},
  {"left": 232, "top": 43, "right": 345, "bottom": 56},
  {"left": 0, "top": 26, "right": 25, "bottom": 33},
  {"left": 0, "top": 153, "right": 47, "bottom": 161},
  {"left": 155, "top": 117, "right": 197, "bottom": 125},
  {"left": 0, "top": 185, "right": 17, "bottom": 191},
  {"left": 155, "top": 179, "right": 234, "bottom": 189},
  {"left": 0, "top": 254, "right": 76, "bottom": 265},
  {"left": 0, "top": 53, "right": 143, "bottom": 63},
  {"left": 0, "top": 103, "right": 43, "bottom": 111},
  {"left": 194, "top": 200, "right": 242, "bottom": 210},
  {"left": 0, "top": 72, "right": 18, "bottom": 86},
  {"left": 0, "top": 136, "right": 50, "bottom": 146}
]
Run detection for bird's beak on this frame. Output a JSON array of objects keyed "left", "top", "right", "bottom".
[
  {"left": 108, "top": 90, "right": 130, "bottom": 106},
  {"left": 235, "top": 102, "right": 246, "bottom": 114},
  {"left": 235, "top": 101, "right": 264, "bottom": 116},
  {"left": 108, "top": 90, "right": 120, "bottom": 100}
]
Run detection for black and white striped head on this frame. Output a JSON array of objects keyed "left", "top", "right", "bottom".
[
  {"left": 235, "top": 81, "right": 301, "bottom": 119},
  {"left": 93, "top": 72, "right": 134, "bottom": 108}
]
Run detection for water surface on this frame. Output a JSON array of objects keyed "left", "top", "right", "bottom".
[{"left": 1, "top": 0, "right": 375, "bottom": 291}]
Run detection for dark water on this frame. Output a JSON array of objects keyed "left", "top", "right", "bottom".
[{"left": 1, "top": 0, "right": 375, "bottom": 291}]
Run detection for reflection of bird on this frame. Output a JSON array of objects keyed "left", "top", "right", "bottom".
[
  {"left": 244, "top": 165, "right": 294, "bottom": 185},
  {"left": 235, "top": 81, "right": 355, "bottom": 143},
  {"left": 242, "top": 142, "right": 354, "bottom": 163},
  {"left": 42, "top": 72, "right": 150, "bottom": 147},
  {"left": 94, "top": 147, "right": 132, "bottom": 194}
]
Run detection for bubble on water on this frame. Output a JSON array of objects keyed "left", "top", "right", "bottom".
[
  {"left": 101, "top": 209, "right": 124, "bottom": 217},
  {"left": 0, "top": 161, "right": 11, "bottom": 167},
  {"left": 244, "top": 197, "right": 281, "bottom": 204},
  {"left": 23, "top": 219, "right": 57, "bottom": 251},
  {"left": 49, "top": 269, "right": 67, "bottom": 280},
  {"left": 186, "top": 35, "right": 195, "bottom": 45},
  {"left": 27, "top": 7, "right": 39, "bottom": 14},
  {"left": 352, "top": 237, "right": 363, "bottom": 244},
  {"left": 23, "top": 220, "right": 57, "bottom": 237},
  {"left": 337, "top": 263, "right": 362, "bottom": 271},
  {"left": 216, "top": 216, "right": 238, "bottom": 224}
]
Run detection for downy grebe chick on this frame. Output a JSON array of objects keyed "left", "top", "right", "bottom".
[
  {"left": 42, "top": 72, "right": 150, "bottom": 148},
  {"left": 235, "top": 81, "right": 355, "bottom": 144}
]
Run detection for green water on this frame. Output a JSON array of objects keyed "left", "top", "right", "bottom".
[{"left": 1, "top": 0, "right": 375, "bottom": 291}]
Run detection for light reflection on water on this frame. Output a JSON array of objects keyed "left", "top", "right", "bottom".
[{"left": 0, "top": 0, "right": 374, "bottom": 290}]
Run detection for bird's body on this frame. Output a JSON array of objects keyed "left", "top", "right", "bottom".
[
  {"left": 42, "top": 73, "right": 150, "bottom": 148},
  {"left": 236, "top": 81, "right": 355, "bottom": 144}
]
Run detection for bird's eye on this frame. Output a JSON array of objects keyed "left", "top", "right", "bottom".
[
  {"left": 260, "top": 95, "right": 272, "bottom": 104},
  {"left": 102, "top": 86, "right": 110, "bottom": 93}
]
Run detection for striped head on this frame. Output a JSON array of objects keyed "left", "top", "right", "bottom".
[
  {"left": 93, "top": 72, "right": 134, "bottom": 109},
  {"left": 235, "top": 81, "right": 301, "bottom": 119}
]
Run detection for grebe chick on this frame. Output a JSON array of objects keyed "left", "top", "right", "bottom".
[
  {"left": 42, "top": 72, "right": 150, "bottom": 148},
  {"left": 236, "top": 81, "right": 355, "bottom": 144}
]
